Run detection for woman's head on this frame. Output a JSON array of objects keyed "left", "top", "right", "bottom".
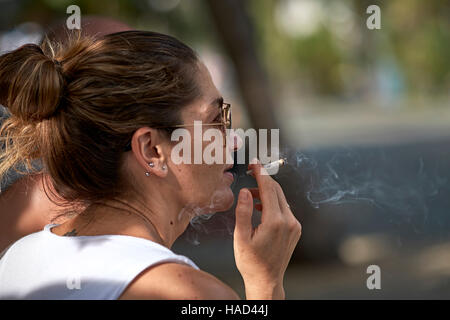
[{"left": 0, "top": 30, "right": 236, "bottom": 219}]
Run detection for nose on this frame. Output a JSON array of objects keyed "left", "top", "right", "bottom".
[{"left": 227, "top": 130, "right": 243, "bottom": 152}]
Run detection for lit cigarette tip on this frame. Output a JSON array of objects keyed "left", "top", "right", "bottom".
[{"left": 246, "top": 158, "right": 287, "bottom": 175}]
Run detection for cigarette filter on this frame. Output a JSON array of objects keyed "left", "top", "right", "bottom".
[{"left": 246, "top": 158, "right": 286, "bottom": 175}]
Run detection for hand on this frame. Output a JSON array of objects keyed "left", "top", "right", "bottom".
[{"left": 233, "top": 161, "right": 302, "bottom": 299}]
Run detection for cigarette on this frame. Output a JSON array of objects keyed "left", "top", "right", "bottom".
[{"left": 246, "top": 158, "right": 286, "bottom": 175}]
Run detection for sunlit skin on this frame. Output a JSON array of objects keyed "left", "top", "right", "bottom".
[
  {"left": 50, "top": 62, "right": 239, "bottom": 249},
  {"left": 0, "top": 174, "right": 72, "bottom": 253}
]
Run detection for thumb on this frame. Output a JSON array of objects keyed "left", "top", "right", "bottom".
[{"left": 234, "top": 188, "right": 253, "bottom": 239}]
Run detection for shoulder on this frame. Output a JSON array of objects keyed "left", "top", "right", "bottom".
[{"left": 119, "top": 262, "right": 241, "bottom": 300}]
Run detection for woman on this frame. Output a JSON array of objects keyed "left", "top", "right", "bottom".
[{"left": 0, "top": 30, "right": 301, "bottom": 299}]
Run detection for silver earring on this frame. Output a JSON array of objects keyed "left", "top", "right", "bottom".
[
  {"left": 145, "top": 172, "right": 150, "bottom": 176},
  {"left": 148, "top": 162, "right": 154, "bottom": 168},
  {"left": 162, "top": 164, "right": 167, "bottom": 170}
]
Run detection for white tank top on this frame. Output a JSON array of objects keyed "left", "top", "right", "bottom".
[{"left": 0, "top": 224, "right": 199, "bottom": 299}]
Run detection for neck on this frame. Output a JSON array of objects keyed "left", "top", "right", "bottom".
[{"left": 71, "top": 191, "right": 195, "bottom": 249}]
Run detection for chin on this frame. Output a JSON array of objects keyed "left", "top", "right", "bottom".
[{"left": 204, "top": 184, "right": 235, "bottom": 214}]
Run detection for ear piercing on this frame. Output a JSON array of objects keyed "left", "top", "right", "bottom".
[
  {"left": 145, "top": 162, "right": 154, "bottom": 176},
  {"left": 145, "top": 162, "right": 166, "bottom": 176}
]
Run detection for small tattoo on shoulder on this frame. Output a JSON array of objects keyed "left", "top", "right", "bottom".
[{"left": 63, "top": 229, "right": 78, "bottom": 237}]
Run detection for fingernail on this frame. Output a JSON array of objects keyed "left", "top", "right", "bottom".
[{"left": 240, "top": 189, "right": 249, "bottom": 201}]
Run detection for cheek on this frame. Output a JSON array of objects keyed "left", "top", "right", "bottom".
[
  {"left": 174, "top": 163, "right": 219, "bottom": 200},
  {"left": 168, "top": 133, "right": 233, "bottom": 209},
  {"left": 186, "top": 164, "right": 233, "bottom": 210},
  {"left": 195, "top": 164, "right": 222, "bottom": 193}
]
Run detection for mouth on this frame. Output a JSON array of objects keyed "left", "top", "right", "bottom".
[
  {"left": 223, "top": 164, "right": 233, "bottom": 172},
  {"left": 223, "top": 163, "right": 237, "bottom": 182}
]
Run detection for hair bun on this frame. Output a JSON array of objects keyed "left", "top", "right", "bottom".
[
  {"left": 52, "top": 59, "right": 60, "bottom": 67},
  {"left": 0, "top": 43, "right": 65, "bottom": 123}
]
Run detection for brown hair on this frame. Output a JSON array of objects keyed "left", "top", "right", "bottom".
[{"left": 0, "top": 30, "right": 201, "bottom": 208}]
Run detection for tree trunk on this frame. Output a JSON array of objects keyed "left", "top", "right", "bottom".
[{"left": 205, "top": 0, "right": 283, "bottom": 137}]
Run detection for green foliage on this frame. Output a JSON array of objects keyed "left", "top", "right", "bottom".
[{"left": 11, "top": 0, "right": 450, "bottom": 101}]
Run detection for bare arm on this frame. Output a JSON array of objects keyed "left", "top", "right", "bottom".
[
  {"left": 0, "top": 175, "right": 49, "bottom": 252},
  {"left": 118, "top": 262, "right": 241, "bottom": 300},
  {"left": 0, "top": 174, "right": 73, "bottom": 252}
]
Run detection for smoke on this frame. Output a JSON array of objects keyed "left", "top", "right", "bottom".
[
  {"left": 181, "top": 144, "right": 449, "bottom": 245},
  {"left": 283, "top": 147, "right": 448, "bottom": 217},
  {"left": 180, "top": 186, "right": 237, "bottom": 246}
]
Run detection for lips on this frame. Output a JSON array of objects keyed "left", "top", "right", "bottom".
[
  {"left": 223, "top": 164, "right": 235, "bottom": 182},
  {"left": 223, "top": 164, "right": 233, "bottom": 172},
  {"left": 223, "top": 171, "right": 234, "bottom": 181}
]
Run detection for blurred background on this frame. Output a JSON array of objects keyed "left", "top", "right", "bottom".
[{"left": 1, "top": 0, "right": 450, "bottom": 299}]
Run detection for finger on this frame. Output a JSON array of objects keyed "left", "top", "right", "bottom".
[
  {"left": 247, "top": 162, "right": 281, "bottom": 214},
  {"left": 234, "top": 188, "right": 254, "bottom": 240},
  {"left": 273, "top": 182, "right": 291, "bottom": 215}
]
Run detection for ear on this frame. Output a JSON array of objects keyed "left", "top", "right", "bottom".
[{"left": 131, "top": 127, "right": 168, "bottom": 178}]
